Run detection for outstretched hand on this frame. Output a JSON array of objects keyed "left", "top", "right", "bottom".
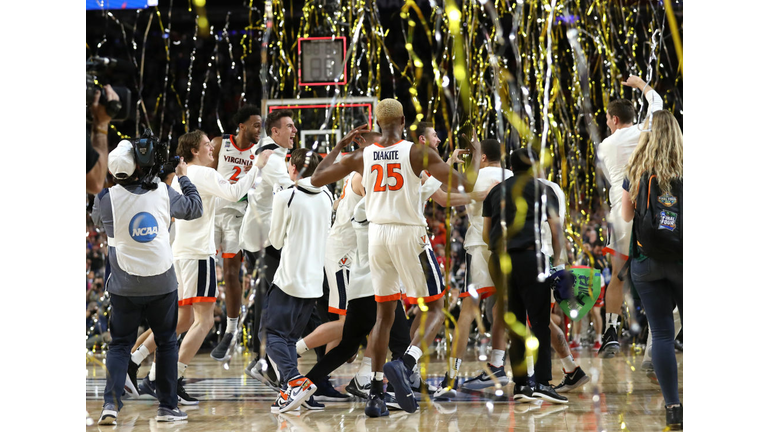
[
  {"left": 337, "top": 124, "right": 370, "bottom": 150},
  {"left": 621, "top": 75, "right": 646, "bottom": 89},
  {"left": 256, "top": 149, "right": 273, "bottom": 169},
  {"left": 461, "top": 129, "right": 481, "bottom": 155}
]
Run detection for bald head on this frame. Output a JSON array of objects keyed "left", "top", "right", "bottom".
[{"left": 375, "top": 99, "right": 404, "bottom": 127}]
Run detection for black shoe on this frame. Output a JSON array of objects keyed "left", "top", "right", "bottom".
[
  {"left": 434, "top": 373, "right": 457, "bottom": 399},
  {"left": 345, "top": 376, "right": 370, "bottom": 399},
  {"left": 156, "top": 406, "right": 188, "bottom": 422},
  {"left": 177, "top": 377, "right": 199, "bottom": 406},
  {"left": 98, "top": 403, "right": 118, "bottom": 425},
  {"left": 674, "top": 339, "right": 683, "bottom": 352},
  {"left": 598, "top": 326, "right": 620, "bottom": 358},
  {"left": 139, "top": 375, "right": 157, "bottom": 399},
  {"left": 364, "top": 393, "right": 390, "bottom": 418},
  {"left": 125, "top": 360, "right": 140, "bottom": 397},
  {"left": 314, "top": 376, "right": 351, "bottom": 402},
  {"left": 512, "top": 384, "right": 536, "bottom": 403},
  {"left": 245, "top": 357, "right": 281, "bottom": 393},
  {"left": 211, "top": 332, "right": 235, "bottom": 361},
  {"left": 666, "top": 404, "right": 682, "bottom": 430},
  {"left": 531, "top": 383, "right": 568, "bottom": 404},
  {"left": 554, "top": 367, "right": 591, "bottom": 393},
  {"left": 383, "top": 359, "right": 418, "bottom": 413}
]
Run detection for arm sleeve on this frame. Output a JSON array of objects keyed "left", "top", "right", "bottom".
[
  {"left": 482, "top": 185, "right": 499, "bottom": 218},
  {"left": 645, "top": 88, "right": 664, "bottom": 114},
  {"left": 268, "top": 191, "right": 289, "bottom": 250},
  {"left": 196, "top": 165, "right": 259, "bottom": 203},
  {"left": 169, "top": 176, "right": 203, "bottom": 220}
]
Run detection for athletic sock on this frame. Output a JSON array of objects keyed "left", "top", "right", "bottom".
[
  {"left": 489, "top": 349, "right": 505, "bottom": 368},
  {"left": 402, "top": 345, "right": 422, "bottom": 371},
  {"left": 561, "top": 355, "right": 578, "bottom": 374},
  {"left": 371, "top": 372, "right": 385, "bottom": 396},
  {"left": 225, "top": 317, "right": 239, "bottom": 334},
  {"left": 178, "top": 362, "right": 188, "bottom": 379},
  {"left": 131, "top": 345, "right": 150, "bottom": 366},
  {"left": 526, "top": 355, "right": 535, "bottom": 382},
  {"left": 607, "top": 313, "right": 620, "bottom": 329},
  {"left": 356, "top": 357, "right": 372, "bottom": 385},
  {"left": 296, "top": 339, "right": 310, "bottom": 356},
  {"left": 149, "top": 362, "right": 157, "bottom": 382},
  {"left": 448, "top": 357, "right": 462, "bottom": 379}
]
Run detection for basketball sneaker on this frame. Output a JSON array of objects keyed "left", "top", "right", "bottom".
[
  {"left": 383, "top": 359, "right": 418, "bottom": 413},
  {"left": 210, "top": 332, "right": 235, "bottom": 361},
  {"left": 245, "top": 358, "right": 281, "bottom": 393},
  {"left": 462, "top": 363, "right": 509, "bottom": 390},
  {"left": 554, "top": 367, "right": 590, "bottom": 393},
  {"left": 568, "top": 340, "right": 582, "bottom": 351},
  {"left": 125, "top": 360, "right": 140, "bottom": 398},
  {"left": 139, "top": 375, "right": 157, "bottom": 399},
  {"left": 271, "top": 390, "right": 299, "bottom": 413},
  {"left": 512, "top": 384, "right": 537, "bottom": 403},
  {"left": 177, "top": 377, "right": 199, "bottom": 405},
  {"left": 156, "top": 406, "right": 188, "bottom": 422},
  {"left": 383, "top": 392, "right": 401, "bottom": 411},
  {"left": 364, "top": 393, "right": 390, "bottom": 418},
  {"left": 345, "top": 376, "right": 370, "bottom": 399},
  {"left": 281, "top": 376, "right": 316, "bottom": 413},
  {"left": 302, "top": 395, "right": 325, "bottom": 410},
  {"left": 598, "top": 326, "right": 620, "bottom": 358},
  {"left": 531, "top": 383, "right": 568, "bottom": 404},
  {"left": 98, "top": 403, "right": 118, "bottom": 425},
  {"left": 409, "top": 369, "right": 437, "bottom": 394},
  {"left": 434, "top": 373, "right": 457, "bottom": 399},
  {"left": 592, "top": 341, "right": 602, "bottom": 351},
  {"left": 314, "top": 376, "right": 351, "bottom": 402}
]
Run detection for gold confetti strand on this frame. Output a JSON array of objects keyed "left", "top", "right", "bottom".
[
  {"left": 198, "top": 25, "right": 217, "bottom": 128},
  {"left": 662, "top": 0, "right": 682, "bottom": 75},
  {"left": 155, "top": 2, "right": 177, "bottom": 140},
  {"left": 137, "top": 11, "right": 156, "bottom": 135}
]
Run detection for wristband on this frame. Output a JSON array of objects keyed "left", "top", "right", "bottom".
[
  {"left": 554, "top": 264, "right": 566, "bottom": 272},
  {"left": 94, "top": 127, "right": 109, "bottom": 136}
]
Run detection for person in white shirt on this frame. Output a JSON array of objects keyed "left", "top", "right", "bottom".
[
  {"left": 433, "top": 139, "right": 514, "bottom": 398},
  {"left": 239, "top": 109, "right": 296, "bottom": 382},
  {"left": 311, "top": 99, "right": 480, "bottom": 417},
  {"left": 130, "top": 130, "right": 271, "bottom": 405},
  {"left": 263, "top": 148, "right": 334, "bottom": 413},
  {"left": 595, "top": 75, "right": 663, "bottom": 357},
  {"left": 209, "top": 105, "right": 263, "bottom": 361}
]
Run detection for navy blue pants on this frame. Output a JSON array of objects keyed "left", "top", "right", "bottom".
[
  {"left": 262, "top": 283, "right": 317, "bottom": 385},
  {"left": 104, "top": 290, "right": 178, "bottom": 410},
  {"left": 631, "top": 257, "right": 683, "bottom": 406}
]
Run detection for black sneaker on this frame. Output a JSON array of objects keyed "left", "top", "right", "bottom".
[
  {"left": 383, "top": 392, "right": 401, "bottom": 411},
  {"left": 434, "top": 373, "right": 457, "bottom": 399},
  {"left": 98, "top": 403, "right": 118, "bottom": 425},
  {"left": 554, "top": 367, "right": 590, "bottom": 393},
  {"left": 462, "top": 363, "right": 509, "bottom": 390},
  {"left": 156, "top": 406, "right": 188, "bottom": 422},
  {"left": 177, "top": 377, "right": 199, "bottom": 405},
  {"left": 666, "top": 404, "right": 682, "bottom": 430},
  {"left": 139, "top": 375, "right": 157, "bottom": 399},
  {"left": 531, "top": 383, "right": 568, "bottom": 404},
  {"left": 383, "top": 359, "right": 418, "bottom": 413},
  {"left": 245, "top": 357, "right": 281, "bottom": 393},
  {"left": 302, "top": 395, "right": 325, "bottom": 410},
  {"left": 512, "top": 384, "right": 536, "bottom": 403},
  {"left": 313, "top": 376, "right": 351, "bottom": 402},
  {"left": 211, "top": 332, "right": 235, "bottom": 361},
  {"left": 598, "top": 326, "right": 620, "bottom": 358},
  {"left": 364, "top": 393, "right": 390, "bottom": 418},
  {"left": 345, "top": 376, "right": 370, "bottom": 399},
  {"left": 125, "top": 360, "right": 140, "bottom": 398}
]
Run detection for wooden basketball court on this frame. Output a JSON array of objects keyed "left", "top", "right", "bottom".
[{"left": 85, "top": 346, "right": 682, "bottom": 431}]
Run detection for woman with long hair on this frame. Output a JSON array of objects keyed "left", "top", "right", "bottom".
[{"left": 621, "top": 110, "right": 683, "bottom": 430}]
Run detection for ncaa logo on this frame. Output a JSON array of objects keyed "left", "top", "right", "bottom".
[{"left": 129, "top": 212, "right": 160, "bottom": 243}]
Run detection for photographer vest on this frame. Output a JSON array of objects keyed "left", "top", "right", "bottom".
[
  {"left": 216, "top": 134, "right": 256, "bottom": 214},
  {"left": 108, "top": 184, "right": 173, "bottom": 277}
]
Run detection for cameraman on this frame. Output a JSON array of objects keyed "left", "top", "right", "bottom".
[
  {"left": 86, "top": 85, "right": 119, "bottom": 195},
  {"left": 92, "top": 140, "right": 202, "bottom": 425}
]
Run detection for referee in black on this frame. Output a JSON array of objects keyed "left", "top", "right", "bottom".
[{"left": 482, "top": 148, "right": 568, "bottom": 404}]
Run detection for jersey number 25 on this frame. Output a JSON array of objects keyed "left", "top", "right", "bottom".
[{"left": 371, "top": 163, "right": 404, "bottom": 192}]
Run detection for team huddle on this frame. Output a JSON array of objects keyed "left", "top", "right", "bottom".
[{"left": 97, "top": 73, "right": 682, "bottom": 429}]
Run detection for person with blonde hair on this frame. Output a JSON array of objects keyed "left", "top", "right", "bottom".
[{"left": 621, "top": 109, "right": 683, "bottom": 430}]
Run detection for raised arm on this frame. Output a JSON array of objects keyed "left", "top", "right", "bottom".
[
  {"left": 412, "top": 140, "right": 480, "bottom": 193},
  {"left": 311, "top": 125, "right": 368, "bottom": 187},
  {"left": 210, "top": 136, "right": 223, "bottom": 170},
  {"left": 622, "top": 74, "right": 663, "bottom": 115}
]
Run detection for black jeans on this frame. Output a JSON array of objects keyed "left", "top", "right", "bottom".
[
  {"left": 631, "top": 257, "right": 683, "bottom": 406},
  {"left": 104, "top": 291, "right": 178, "bottom": 410},
  {"left": 306, "top": 296, "right": 410, "bottom": 384},
  {"left": 490, "top": 250, "right": 552, "bottom": 385}
]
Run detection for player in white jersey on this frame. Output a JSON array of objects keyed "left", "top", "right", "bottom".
[
  {"left": 209, "top": 105, "right": 262, "bottom": 361},
  {"left": 595, "top": 75, "right": 663, "bottom": 357},
  {"left": 311, "top": 99, "right": 480, "bottom": 417},
  {"left": 130, "top": 130, "right": 271, "bottom": 404}
]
